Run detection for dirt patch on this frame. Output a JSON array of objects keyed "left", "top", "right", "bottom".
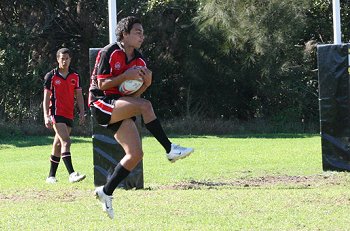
[
  {"left": 1, "top": 174, "right": 348, "bottom": 201},
  {"left": 159, "top": 174, "right": 347, "bottom": 190},
  {"left": 0, "top": 189, "right": 90, "bottom": 202}
]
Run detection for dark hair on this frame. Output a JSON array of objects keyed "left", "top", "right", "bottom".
[
  {"left": 56, "top": 48, "right": 71, "bottom": 58},
  {"left": 116, "top": 16, "right": 142, "bottom": 42}
]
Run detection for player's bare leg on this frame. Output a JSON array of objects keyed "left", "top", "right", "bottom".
[
  {"left": 110, "top": 97, "right": 155, "bottom": 124},
  {"left": 46, "top": 134, "right": 62, "bottom": 183},
  {"left": 53, "top": 123, "right": 85, "bottom": 182},
  {"left": 95, "top": 119, "right": 142, "bottom": 219},
  {"left": 110, "top": 97, "right": 193, "bottom": 162}
]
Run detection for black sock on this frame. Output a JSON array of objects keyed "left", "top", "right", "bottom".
[
  {"left": 103, "top": 163, "right": 130, "bottom": 195},
  {"left": 145, "top": 119, "right": 172, "bottom": 153},
  {"left": 62, "top": 152, "right": 75, "bottom": 174},
  {"left": 49, "top": 155, "right": 60, "bottom": 177}
]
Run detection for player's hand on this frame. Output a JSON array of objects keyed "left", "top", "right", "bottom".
[
  {"left": 79, "top": 112, "right": 85, "bottom": 125},
  {"left": 44, "top": 115, "right": 52, "bottom": 129},
  {"left": 139, "top": 67, "right": 152, "bottom": 87},
  {"left": 123, "top": 67, "right": 145, "bottom": 80}
]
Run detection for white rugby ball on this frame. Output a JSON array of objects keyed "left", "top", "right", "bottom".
[{"left": 119, "top": 78, "right": 144, "bottom": 95}]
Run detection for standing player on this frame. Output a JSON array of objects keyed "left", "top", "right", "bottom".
[
  {"left": 90, "top": 16, "right": 194, "bottom": 219},
  {"left": 43, "top": 48, "right": 86, "bottom": 184}
]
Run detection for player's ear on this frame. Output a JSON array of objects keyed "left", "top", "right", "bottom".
[{"left": 122, "top": 31, "right": 129, "bottom": 38}]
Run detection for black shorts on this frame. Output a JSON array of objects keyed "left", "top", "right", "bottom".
[
  {"left": 90, "top": 95, "right": 136, "bottom": 132},
  {"left": 51, "top": 115, "right": 73, "bottom": 128}
]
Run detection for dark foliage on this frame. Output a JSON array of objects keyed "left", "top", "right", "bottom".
[{"left": 0, "top": 0, "right": 344, "bottom": 130}]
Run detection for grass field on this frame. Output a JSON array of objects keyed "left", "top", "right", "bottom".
[{"left": 1, "top": 134, "right": 350, "bottom": 230}]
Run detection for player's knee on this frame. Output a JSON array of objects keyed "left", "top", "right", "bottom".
[
  {"left": 140, "top": 100, "right": 153, "bottom": 113},
  {"left": 125, "top": 150, "right": 143, "bottom": 164},
  {"left": 54, "top": 141, "right": 61, "bottom": 148},
  {"left": 60, "top": 139, "right": 71, "bottom": 148}
]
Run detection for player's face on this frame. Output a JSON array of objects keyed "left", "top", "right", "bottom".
[
  {"left": 124, "top": 23, "right": 144, "bottom": 49},
  {"left": 57, "top": 53, "right": 71, "bottom": 70}
]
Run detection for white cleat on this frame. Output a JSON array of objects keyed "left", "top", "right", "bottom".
[
  {"left": 95, "top": 186, "right": 114, "bottom": 219},
  {"left": 69, "top": 172, "right": 86, "bottom": 183},
  {"left": 46, "top": 176, "right": 57, "bottom": 183},
  {"left": 166, "top": 143, "right": 194, "bottom": 163}
]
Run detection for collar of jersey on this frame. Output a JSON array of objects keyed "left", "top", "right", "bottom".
[{"left": 54, "top": 67, "right": 73, "bottom": 79}]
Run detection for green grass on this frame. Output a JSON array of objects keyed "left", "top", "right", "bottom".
[{"left": 1, "top": 134, "right": 350, "bottom": 230}]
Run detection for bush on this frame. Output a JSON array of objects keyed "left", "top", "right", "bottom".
[
  {"left": 143, "top": 116, "right": 319, "bottom": 136},
  {"left": 0, "top": 116, "right": 318, "bottom": 139}
]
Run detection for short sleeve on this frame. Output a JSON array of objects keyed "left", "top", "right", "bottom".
[
  {"left": 43, "top": 71, "right": 53, "bottom": 91},
  {"left": 96, "top": 50, "right": 112, "bottom": 79},
  {"left": 75, "top": 74, "right": 82, "bottom": 90}
]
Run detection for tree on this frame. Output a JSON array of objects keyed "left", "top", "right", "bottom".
[
  {"left": 194, "top": 0, "right": 321, "bottom": 122},
  {"left": 0, "top": 0, "right": 108, "bottom": 122},
  {"left": 0, "top": 0, "right": 346, "bottom": 129}
]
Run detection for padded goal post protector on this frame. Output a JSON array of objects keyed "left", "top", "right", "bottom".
[
  {"left": 317, "top": 44, "right": 350, "bottom": 171},
  {"left": 89, "top": 48, "right": 144, "bottom": 189}
]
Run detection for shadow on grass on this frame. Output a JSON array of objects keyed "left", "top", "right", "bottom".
[
  {"left": 1, "top": 133, "right": 318, "bottom": 148},
  {"left": 215, "top": 133, "right": 319, "bottom": 139},
  {"left": 0, "top": 136, "right": 91, "bottom": 148},
  {"left": 147, "top": 133, "right": 319, "bottom": 139}
]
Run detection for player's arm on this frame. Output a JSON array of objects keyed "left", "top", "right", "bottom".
[
  {"left": 98, "top": 68, "right": 146, "bottom": 91},
  {"left": 43, "top": 72, "right": 53, "bottom": 129},
  {"left": 43, "top": 89, "right": 52, "bottom": 129},
  {"left": 75, "top": 88, "right": 85, "bottom": 125},
  {"left": 130, "top": 67, "right": 152, "bottom": 97},
  {"left": 96, "top": 50, "right": 144, "bottom": 90},
  {"left": 98, "top": 74, "right": 127, "bottom": 90}
]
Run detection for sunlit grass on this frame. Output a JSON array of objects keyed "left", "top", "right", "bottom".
[{"left": 1, "top": 135, "right": 350, "bottom": 230}]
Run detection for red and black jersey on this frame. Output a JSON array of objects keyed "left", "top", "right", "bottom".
[
  {"left": 44, "top": 68, "right": 82, "bottom": 119},
  {"left": 94, "top": 42, "right": 146, "bottom": 96}
]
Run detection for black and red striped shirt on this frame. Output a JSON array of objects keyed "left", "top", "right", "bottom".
[
  {"left": 92, "top": 42, "right": 146, "bottom": 97},
  {"left": 44, "top": 68, "right": 82, "bottom": 119}
]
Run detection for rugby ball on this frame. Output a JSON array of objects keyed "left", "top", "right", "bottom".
[{"left": 119, "top": 78, "right": 144, "bottom": 95}]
